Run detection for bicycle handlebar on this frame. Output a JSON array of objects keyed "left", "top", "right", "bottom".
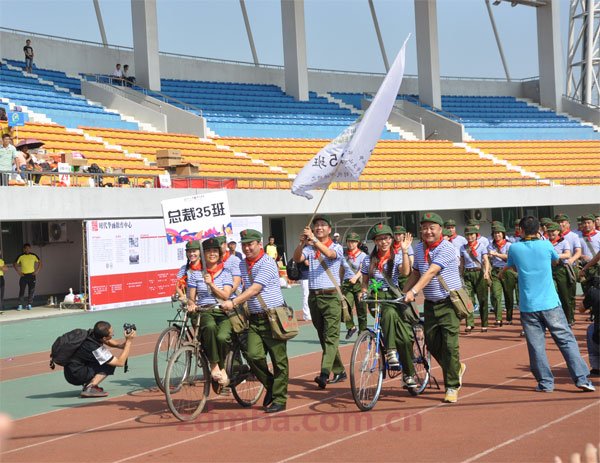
[{"left": 361, "top": 296, "right": 406, "bottom": 304}]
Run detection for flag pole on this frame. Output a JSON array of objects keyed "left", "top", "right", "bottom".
[{"left": 305, "top": 157, "right": 347, "bottom": 228}]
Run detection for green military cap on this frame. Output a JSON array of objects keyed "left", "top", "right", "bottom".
[
  {"left": 581, "top": 214, "right": 596, "bottom": 222},
  {"left": 514, "top": 219, "right": 521, "bottom": 226},
  {"left": 546, "top": 222, "right": 560, "bottom": 232},
  {"left": 185, "top": 240, "right": 201, "bottom": 250},
  {"left": 554, "top": 213, "right": 570, "bottom": 223},
  {"left": 215, "top": 235, "right": 226, "bottom": 245},
  {"left": 492, "top": 224, "right": 507, "bottom": 233},
  {"left": 443, "top": 219, "right": 456, "bottom": 227},
  {"left": 420, "top": 212, "right": 444, "bottom": 226},
  {"left": 240, "top": 229, "right": 262, "bottom": 243},
  {"left": 393, "top": 225, "right": 407, "bottom": 234},
  {"left": 346, "top": 232, "right": 361, "bottom": 242},
  {"left": 464, "top": 226, "right": 478, "bottom": 235},
  {"left": 540, "top": 217, "right": 554, "bottom": 225},
  {"left": 442, "top": 228, "right": 453, "bottom": 237},
  {"left": 368, "top": 223, "right": 393, "bottom": 240},
  {"left": 576, "top": 215, "right": 584, "bottom": 223},
  {"left": 312, "top": 215, "right": 332, "bottom": 227},
  {"left": 466, "top": 218, "right": 480, "bottom": 226},
  {"left": 202, "top": 237, "right": 221, "bottom": 250}
]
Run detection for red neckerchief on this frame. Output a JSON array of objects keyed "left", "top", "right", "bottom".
[
  {"left": 550, "top": 236, "right": 563, "bottom": 246},
  {"left": 393, "top": 242, "right": 402, "bottom": 253},
  {"left": 315, "top": 238, "right": 333, "bottom": 260},
  {"left": 425, "top": 236, "right": 444, "bottom": 263},
  {"left": 177, "top": 261, "right": 202, "bottom": 288},
  {"left": 560, "top": 227, "right": 571, "bottom": 239},
  {"left": 376, "top": 248, "right": 392, "bottom": 272},
  {"left": 347, "top": 248, "right": 361, "bottom": 262},
  {"left": 205, "top": 263, "right": 224, "bottom": 282},
  {"left": 221, "top": 252, "right": 230, "bottom": 263},
  {"left": 543, "top": 233, "right": 549, "bottom": 239},
  {"left": 190, "top": 261, "right": 202, "bottom": 271},
  {"left": 468, "top": 241, "right": 478, "bottom": 257},
  {"left": 246, "top": 250, "right": 265, "bottom": 272},
  {"left": 583, "top": 229, "right": 598, "bottom": 241},
  {"left": 494, "top": 239, "right": 507, "bottom": 251},
  {"left": 449, "top": 232, "right": 457, "bottom": 242}
]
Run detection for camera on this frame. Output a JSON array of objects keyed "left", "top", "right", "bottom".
[{"left": 123, "top": 323, "right": 137, "bottom": 334}]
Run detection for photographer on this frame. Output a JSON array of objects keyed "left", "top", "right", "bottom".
[{"left": 64, "top": 321, "right": 136, "bottom": 398}]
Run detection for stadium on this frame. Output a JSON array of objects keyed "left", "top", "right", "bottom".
[{"left": 0, "top": 0, "right": 599, "bottom": 461}]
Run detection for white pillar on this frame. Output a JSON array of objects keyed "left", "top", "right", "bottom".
[
  {"left": 414, "top": 0, "right": 441, "bottom": 109},
  {"left": 536, "top": 0, "right": 563, "bottom": 111},
  {"left": 281, "top": 0, "right": 308, "bottom": 101},
  {"left": 131, "top": 0, "right": 161, "bottom": 91}
]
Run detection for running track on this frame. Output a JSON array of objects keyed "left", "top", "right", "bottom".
[{"left": 2, "top": 318, "right": 599, "bottom": 462}]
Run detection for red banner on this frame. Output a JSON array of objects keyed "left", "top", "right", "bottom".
[{"left": 89, "top": 269, "right": 178, "bottom": 306}]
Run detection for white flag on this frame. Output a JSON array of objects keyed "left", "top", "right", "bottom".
[{"left": 291, "top": 35, "right": 410, "bottom": 199}]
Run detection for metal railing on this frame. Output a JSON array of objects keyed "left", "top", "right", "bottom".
[
  {"left": 81, "top": 73, "right": 204, "bottom": 116},
  {"left": 2, "top": 170, "right": 597, "bottom": 191}
]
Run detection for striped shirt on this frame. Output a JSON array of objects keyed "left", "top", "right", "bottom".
[
  {"left": 240, "top": 254, "right": 285, "bottom": 313},
  {"left": 360, "top": 252, "right": 404, "bottom": 288},
  {"left": 188, "top": 268, "right": 233, "bottom": 306},
  {"left": 302, "top": 242, "right": 344, "bottom": 290},
  {"left": 460, "top": 241, "right": 488, "bottom": 269},
  {"left": 176, "top": 264, "right": 200, "bottom": 297},
  {"left": 488, "top": 241, "right": 511, "bottom": 268},
  {"left": 580, "top": 232, "right": 600, "bottom": 259},
  {"left": 562, "top": 231, "right": 582, "bottom": 255},
  {"left": 551, "top": 238, "right": 571, "bottom": 265},
  {"left": 223, "top": 254, "right": 242, "bottom": 278},
  {"left": 342, "top": 251, "right": 367, "bottom": 281},
  {"left": 413, "top": 240, "right": 463, "bottom": 302}
]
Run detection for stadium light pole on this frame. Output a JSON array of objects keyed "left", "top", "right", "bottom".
[
  {"left": 368, "top": 0, "right": 389, "bottom": 72},
  {"left": 239, "top": 0, "right": 260, "bottom": 66},
  {"left": 485, "top": 0, "right": 512, "bottom": 82},
  {"left": 92, "top": 0, "right": 108, "bottom": 47}
]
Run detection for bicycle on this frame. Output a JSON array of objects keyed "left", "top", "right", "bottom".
[
  {"left": 350, "top": 282, "right": 438, "bottom": 411},
  {"left": 163, "top": 304, "right": 265, "bottom": 421},
  {"left": 153, "top": 297, "right": 196, "bottom": 393}
]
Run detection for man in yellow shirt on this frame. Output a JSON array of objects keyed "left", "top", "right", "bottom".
[
  {"left": 0, "top": 251, "right": 7, "bottom": 312},
  {"left": 15, "top": 243, "right": 42, "bottom": 310},
  {"left": 265, "top": 236, "right": 278, "bottom": 261}
]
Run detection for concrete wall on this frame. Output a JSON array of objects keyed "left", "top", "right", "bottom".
[
  {"left": 393, "top": 99, "right": 464, "bottom": 141},
  {"left": 562, "top": 97, "right": 600, "bottom": 127},
  {"left": 1, "top": 30, "right": 532, "bottom": 98}
]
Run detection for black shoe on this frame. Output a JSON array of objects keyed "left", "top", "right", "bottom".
[
  {"left": 345, "top": 327, "right": 358, "bottom": 340},
  {"left": 262, "top": 388, "right": 273, "bottom": 408},
  {"left": 314, "top": 374, "right": 328, "bottom": 389},
  {"left": 328, "top": 371, "right": 347, "bottom": 384},
  {"left": 265, "top": 402, "right": 286, "bottom": 414}
]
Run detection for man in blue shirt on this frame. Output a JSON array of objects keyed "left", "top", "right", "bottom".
[{"left": 503, "top": 216, "right": 594, "bottom": 393}]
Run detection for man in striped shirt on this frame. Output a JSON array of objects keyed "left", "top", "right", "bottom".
[
  {"left": 220, "top": 229, "right": 288, "bottom": 414},
  {"left": 293, "top": 214, "right": 345, "bottom": 389},
  {"left": 555, "top": 213, "right": 583, "bottom": 318},
  {"left": 404, "top": 212, "right": 466, "bottom": 404}
]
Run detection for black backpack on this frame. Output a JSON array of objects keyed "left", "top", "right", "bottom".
[{"left": 49, "top": 328, "right": 93, "bottom": 369}]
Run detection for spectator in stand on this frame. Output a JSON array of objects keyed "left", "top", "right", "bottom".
[
  {"left": 0, "top": 108, "right": 7, "bottom": 122},
  {"left": 112, "top": 64, "right": 123, "bottom": 85},
  {"left": 227, "top": 241, "right": 243, "bottom": 260},
  {"left": 23, "top": 39, "right": 34, "bottom": 73},
  {"left": 122, "top": 65, "right": 135, "bottom": 87},
  {"left": 15, "top": 243, "right": 42, "bottom": 311},
  {"left": 0, "top": 134, "right": 17, "bottom": 186},
  {"left": 15, "top": 145, "right": 38, "bottom": 182}
]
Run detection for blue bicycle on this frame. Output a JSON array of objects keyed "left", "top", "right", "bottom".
[{"left": 350, "top": 283, "right": 436, "bottom": 411}]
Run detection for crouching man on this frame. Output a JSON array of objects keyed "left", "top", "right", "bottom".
[{"left": 64, "top": 321, "right": 136, "bottom": 398}]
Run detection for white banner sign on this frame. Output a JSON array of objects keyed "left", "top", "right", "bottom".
[
  {"left": 57, "top": 163, "right": 71, "bottom": 187},
  {"left": 161, "top": 191, "right": 232, "bottom": 244}
]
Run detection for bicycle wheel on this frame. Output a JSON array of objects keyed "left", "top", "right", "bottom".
[
  {"left": 409, "top": 324, "right": 430, "bottom": 396},
  {"left": 227, "top": 338, "right": 265, "bottom": 407},
  {"left": 350, "top": 330, "right": 384, "bottom": 411},
  {"left": 153, "top": 326, "right": 181, "bottom": 392},
  {"left": 164, "top": 345, "right": 210, "bottom": 421}
]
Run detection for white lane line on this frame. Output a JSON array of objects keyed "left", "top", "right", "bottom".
[
  {"left": 276, "top": 355, "right": 595, "bottom": 463},
  {"left": 461, "top": 400, "right": 600, "bottom": 463}
]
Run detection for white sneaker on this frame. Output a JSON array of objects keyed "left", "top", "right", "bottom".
[
  {"left": 385, "top": 349, "right": 399, "bottom": 367},
  {"left": 577, "top": 382, "right": 596, "bottom": 392}
]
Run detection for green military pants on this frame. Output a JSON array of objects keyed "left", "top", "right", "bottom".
[
  {"left": 582, "top": 264, "right": 600, "bottom": 295},
  {"left": 378, "top": 291, "right": 415, "bottom": 376},
  {"left": 200, "top": 309, "right": 232, "bottom": 368},
  {"left": 308, "top": 292, "right": 345, "bottom": 376},
  {"left": 342, "top": 280, "right": 368, "bottom": 331},
  {"left": 246, "top": 317, "right": 288, "bottom": 406},
  {"left": 424, "top": 298, "right": 461, "bottom": 389},
  {"left": 490, "top": 267, "right": 517, "bottom": 322},
  {"left": 567, "top": 265, "right": 579, "bottom": 316},
  {"left": 553, "top": 265, "right": 574, "bottom": 324},
  {"left": 463, "top": 269, "right": 489, "bottom": 327}
]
